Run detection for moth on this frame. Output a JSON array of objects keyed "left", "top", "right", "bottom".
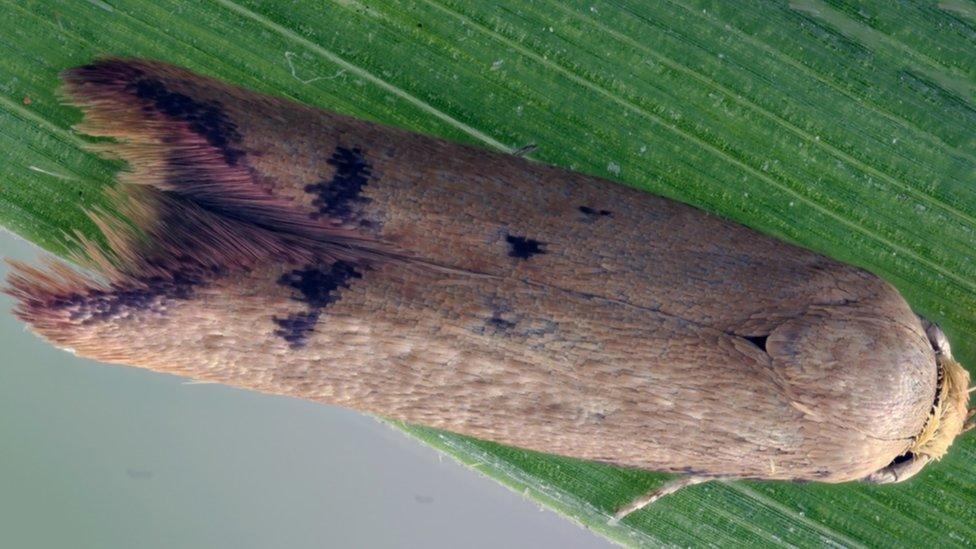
[{"left": 7, "top": 59, "right": 973, "bottom": 521}]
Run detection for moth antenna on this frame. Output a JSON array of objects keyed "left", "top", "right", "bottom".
[{"left": 610, "top": 475, "right": 713, "bottom": 523}]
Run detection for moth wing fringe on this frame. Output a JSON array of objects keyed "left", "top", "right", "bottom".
[{"left": 6, "top": 58, "right": 408, "bottom": 345}]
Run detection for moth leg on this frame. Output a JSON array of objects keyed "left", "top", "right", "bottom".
[
  {"left": 610, "top": 475, "right": 713, "bottom": 522},
  {"left": 510, "top": 143, "right": 538, "bottom": 157}
]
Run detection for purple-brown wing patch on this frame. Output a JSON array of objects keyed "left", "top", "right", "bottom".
[
  {"left": 305, "top": 147, "right": 373, "bottom": 223},
  {"left": 272, "top": 261, "right": 362, "bottom": 348}
]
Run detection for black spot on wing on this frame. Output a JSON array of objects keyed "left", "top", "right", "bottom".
[
  {"left": 272, "top": 261, "right": 362, "bottom": 348},
  {"left": 480, "top": 300, "right": 558, "bottom": 339},
  {"left": 130, "top": 79, "right": 244, "bottom": 165},
  {"left": 579, "top": 206, "right": 612, "bottom": 217},
  {"left": 278, "top": 261, "right": 362, "bottom": 308},
  {"left": 744, "top": 335, "right": 769, "bottom": 352},
  {"left": 305, "top": 147, "right": 373, "bottom": 222},
  {"left": 486, "top": 314, "right": 517, "bottom": 331},
  {"left": 505, "top": 234, "right": 546, "bottom": 259},
  {"left": 273, "top": 311, "right": 321, "bottom": 348}
]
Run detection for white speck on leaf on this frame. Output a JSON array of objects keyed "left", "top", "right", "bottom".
[
  {"left": 28, "top": 166, "right": 75, "bottom": 181},
  {"left": 607, "top": 161, "right": 621, "bottom": 175},
  {"left": 87, "top": 0, "right": 114, "bottom": 11},
  {"left": 284, "top": 51, "right": 344, "bottom": 84}
]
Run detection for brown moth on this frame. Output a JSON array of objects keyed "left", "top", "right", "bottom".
[{"left": 6, "top": 59, "right": 974, "bottom": 520}]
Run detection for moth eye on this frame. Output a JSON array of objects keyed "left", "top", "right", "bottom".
[
  {"left": 919, "top": 317, "right": 952, "bottom": 359},
  {"left": 891, "top": 451, "right": 915, "bottom": 465}
]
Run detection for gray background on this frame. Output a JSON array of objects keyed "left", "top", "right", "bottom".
[{"left": 0, "top": 231, "right": 611, "bottom": 549}]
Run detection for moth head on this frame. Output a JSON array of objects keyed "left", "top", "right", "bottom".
[{"left": 863, "top": 319, "right": 971, "bottom": 484}]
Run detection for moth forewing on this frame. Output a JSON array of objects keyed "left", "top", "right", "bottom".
[{"left": 6, "top": 59, "right": 972, "bottom": 519}]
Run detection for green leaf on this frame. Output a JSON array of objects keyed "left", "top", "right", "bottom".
[{"left": 2, "top": 1, "right": 974, "bottom": 546}]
